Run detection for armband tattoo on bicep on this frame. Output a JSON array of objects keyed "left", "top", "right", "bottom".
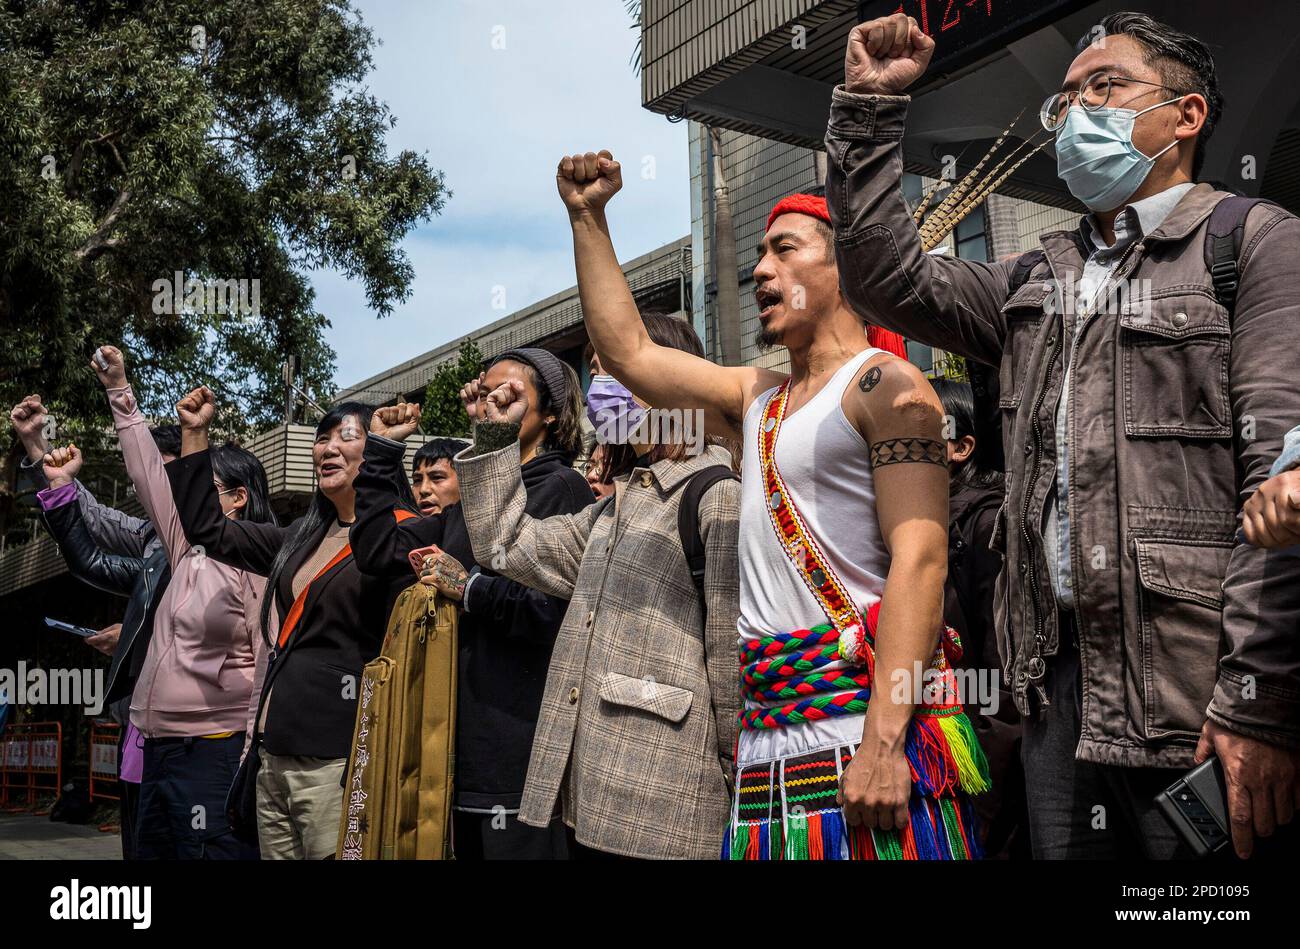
[{"left": 869, "top": 437, "right": 947, "bottom": 469}]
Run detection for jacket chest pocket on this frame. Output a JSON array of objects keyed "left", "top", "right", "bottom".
[
  {"left": 998, "top": 280, "right": 1053, "bottom": 410},
  {"left": 1119, "top": 295, "right": 1231, "bottom": 439}
]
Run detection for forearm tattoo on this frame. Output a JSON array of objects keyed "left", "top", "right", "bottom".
[
  {"left": 472, "top": 420, "right": 521, "bottom": 456},
  {"left": 869, "top": 437, "right": 947, "bottom": 469}
]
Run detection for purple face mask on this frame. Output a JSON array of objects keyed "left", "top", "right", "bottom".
[{"left": 586, "top": 375, "right": 646, "bottom": 443}]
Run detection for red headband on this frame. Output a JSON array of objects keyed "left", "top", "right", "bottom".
[
  {"left": 766, "top": 193, "right": 831, "bottom": 233},
  {"left": 763, "top": 193, "right": 909, "bottom": 361}
]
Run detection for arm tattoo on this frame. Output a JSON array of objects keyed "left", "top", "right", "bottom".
[
  {"left": 869, "top": 437, "right": 947, "bottom": 469},
  {"left": 471, "top": 420, "right": 521, "bottom": 456},
  {"left": 858, "top": 366, "right": 882, "bottom": 392}
]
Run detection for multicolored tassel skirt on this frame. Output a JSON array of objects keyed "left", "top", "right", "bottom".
[{"left": 723, "top": 610, "right": 990, "bottom": 860}]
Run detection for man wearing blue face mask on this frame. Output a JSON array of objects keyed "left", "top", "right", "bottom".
[{"left": 825, "top": 10, "right": 1300, "bottom": 860}]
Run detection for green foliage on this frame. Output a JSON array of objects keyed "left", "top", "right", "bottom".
[
  {"left": 0, "top": 0, "right": 448, "bottom": 438},
  {"left": 420, "top": 339, "right": 483, "bottom": 438}
]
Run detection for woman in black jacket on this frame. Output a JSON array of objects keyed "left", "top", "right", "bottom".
[
  {"left": 166, "top": 387, "right": 417, "bottom": 860},
  {"left": 350, "top": 348, "right": 593, "bottom": 860}
]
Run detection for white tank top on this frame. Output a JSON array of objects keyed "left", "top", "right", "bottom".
[{"left": 736, "top": 347, "right": 891, "bottom": 766}]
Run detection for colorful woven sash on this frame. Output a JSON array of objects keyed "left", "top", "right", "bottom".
[{"left": 745, "top": 380, "right": 990, "bottom": 800}]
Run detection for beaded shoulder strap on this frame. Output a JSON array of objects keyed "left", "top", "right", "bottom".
[{"left": 757, "top": 381, "right": 865, "bottom": 647}]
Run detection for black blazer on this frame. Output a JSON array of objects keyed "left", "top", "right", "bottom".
[{"left": 166, "top": 449, "right": 413, "bottom": 759}]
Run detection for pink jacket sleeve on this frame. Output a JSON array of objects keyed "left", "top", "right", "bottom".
[{"left": 108, "top": 385, "right": 191, "bottom": 566}]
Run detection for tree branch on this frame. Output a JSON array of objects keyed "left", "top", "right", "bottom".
[{"left": 73, "top": 187, "right": 132, "bottom": 263}]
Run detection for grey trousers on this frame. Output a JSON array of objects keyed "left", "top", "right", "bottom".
[{"left": 1020, "top": 614, "right": 1189, "bottom": 859}]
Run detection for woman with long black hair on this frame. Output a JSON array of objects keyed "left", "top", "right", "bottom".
[
  {"left": 166, "top": 385, "right": 417, "bottom": 859},
  {"left": 350, "top": 347, "right": 593, "bottom": 860}
]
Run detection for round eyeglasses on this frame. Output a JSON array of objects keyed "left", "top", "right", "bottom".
[{"left": 1040, "top": 72, "right": 1185, "bottom": 132}]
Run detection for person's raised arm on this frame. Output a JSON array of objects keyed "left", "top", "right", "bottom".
[
  {"left": 167, "top": 385, "right": 285, "bottom": 574},
  {"left": 835, "top": 354, "right": 951, "bottom": 832},
  {"left": 558, "top": 150, "right": 781, "bottom": 438},
  {"left": 90, "top": 346, "right": 191, "bottom": 566},
  {"left": 37, "top": 445, "right": 143, "bottom": 598},
  {"left": 350, "top": 401, "right": 446, "bottom": 578},
  {"left": 453, "top": 378, "right": 603, "bottom": 601},
  {"left": 11, "top": 394, "right": 153, "bottom": 556},
  {"left": 825, "top": 14, "right": 1013, "bottom": 366}
]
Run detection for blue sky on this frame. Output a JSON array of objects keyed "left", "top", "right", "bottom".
[{"left": 316, "top": 0, "right": 691, "bottom": 389}]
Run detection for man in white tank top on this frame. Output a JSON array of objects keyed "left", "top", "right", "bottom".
[{"left": 557, "top": 152, "right": 989, "bottom": 859}]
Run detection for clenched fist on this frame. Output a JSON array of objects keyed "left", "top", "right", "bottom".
[
  {"left": 10, "top": 395, "right": 52, "bottom": 461},
  {"left": 459, "top": 373, "right": 488, "bottom": 424},
  {"left": 481, "top": 380, "right": 529, "bottom": 426},
  {"left": 42, "top": 443, "right": 83, "bottom": 490},
  {"left": 557, "top": 150, "right": 622, "bottom": 216},
  {"left": 844, "top": 13, "right": 935, "bottom": 96},
  {"left": 89, "top": 345, "right": 128, "bottom": 390},
  {"left": 176, "top": 386, "right": 217, "bottom": 431},
  {"left": 370, "top": 401, "right": 422, "bottom": 441}
]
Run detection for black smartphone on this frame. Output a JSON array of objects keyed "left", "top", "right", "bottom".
[
  {"left": 43, "top": 617, "right": 98, "bottom": 639},
  {"left": 1155, "top": 757, "right": 1230, "bottom": 858}
]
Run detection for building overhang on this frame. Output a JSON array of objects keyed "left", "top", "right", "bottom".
[{"left": 643, "top": 0, "right": 1300, "bottom": 211}]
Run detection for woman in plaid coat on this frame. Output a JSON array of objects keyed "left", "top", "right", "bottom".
[{"left": 444, "top": 314, "right": 742, "bottom": 860}]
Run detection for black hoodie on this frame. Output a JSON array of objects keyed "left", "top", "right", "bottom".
[{"left": 351, "top": 435, "right": 593, "bottom": 810}]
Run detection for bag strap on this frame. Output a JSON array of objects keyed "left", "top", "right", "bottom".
[
  {"left": 677, "top": 464, "right": 739, "bottom": 601},
  {"left": 1203, "top": 195, "right": 1276, "bottom": 316},
  {"left": 1007, "top": 248, "right": 1046, "bottom": 294}
]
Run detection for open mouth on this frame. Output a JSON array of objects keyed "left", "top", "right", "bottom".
[
  {"left": 319, "top": 462, "right": 345, "bottom": 479},
  {"left": 418, "top": 500, "right": 438, "bottom": 514},
  {"left": 755, "top": 286, "right": 782, "bottom": 318}
]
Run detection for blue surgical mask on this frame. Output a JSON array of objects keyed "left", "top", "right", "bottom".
[
  {"left": 1054, "top": 98, "right": 1181, "bottom": 212},
  {"left": 586, "top": 375, "right": 646, "bottom": 444}
]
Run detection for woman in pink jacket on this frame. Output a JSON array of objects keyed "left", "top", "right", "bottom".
[{"left": 71, "top": 345, "right": 276, "bottom": 859}]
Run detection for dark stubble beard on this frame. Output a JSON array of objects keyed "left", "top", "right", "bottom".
[{"left": 754, "top": 326, "right": 782, "bottom": 351}]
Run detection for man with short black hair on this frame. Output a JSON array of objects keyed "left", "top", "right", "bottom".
[
  {"left": 411, "top": 437, "right": 467, "bottom": 516},
  {"left": 826, "top": 11, "right": 1300, "bottom": 859}
]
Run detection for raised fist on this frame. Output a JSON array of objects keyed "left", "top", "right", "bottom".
[
  {"left": 460, "top": 373, "right": 487, "bottom": 423},
  {"left": 557, "top": 150, "right": 623, "bottom": 216},
  {"left": 481, "top": 380, "right": 529, "bottom": 426},
  {"left": 370, "top": 401, "right": 422, "bottom": 441},
  {"left": 89, "top": 345, "right": 128, "bottom": 390},
  {"left": 42, "top": 443, "right": 83, "bottom": 489},
  {"left": 176, "top": 386, "right": 216, "bottom": 431},
  {"left": 10, "top": 395, "right": 52, "bottom": 459},
  {"left": 844, "top": 13, "right": 935, "bottom": 96}
]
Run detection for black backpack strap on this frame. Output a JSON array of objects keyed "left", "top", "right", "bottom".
[
  {"left": 677, "top": 465, "right": 740, "bottom": 601},
  {"left": 1007, "top": 248, "right": 1047, "bottom": 294},
  {"left": 1204, "top": 196, "right": 1277, "bottom": 316}
]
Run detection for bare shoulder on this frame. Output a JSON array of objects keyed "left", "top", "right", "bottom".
[{"left": 842, "top": 352, "right": 943, "bottom": 442}]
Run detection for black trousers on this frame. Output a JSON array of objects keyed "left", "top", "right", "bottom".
[
  {"left": 451, "top": 809, "right": 569, "bottom": 860},
  {"left": 119, "top": 779, "right": 141, "bottom": 861},
  {"left": 1021, "top": 613, "right": 1189, "bottom": 859},
  {"left": 136, "top": 734, "right": 259, "bottom": 860}
]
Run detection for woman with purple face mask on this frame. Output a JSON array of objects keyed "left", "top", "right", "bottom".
[{"left": 450, "top": 312, "right": 742, "bottom": 859}]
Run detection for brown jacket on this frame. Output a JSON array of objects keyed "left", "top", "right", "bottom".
[
  {"left": 454, "top": 441, "right": 740, "bottom": 859},
  {"left": 825, "top": 89, "right": 1300, "bottom": 768}
]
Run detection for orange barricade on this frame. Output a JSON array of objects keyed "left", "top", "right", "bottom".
[
  {"left": 89, "top": 721, "right": 121, "bottom": 803},
  {"left": 0, "top": 722, "right": 63, "bottom": 807}
]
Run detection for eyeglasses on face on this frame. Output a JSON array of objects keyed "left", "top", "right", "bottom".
[{"left": 1040, "top": 71, "right": 1186, "bottom": 131}]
